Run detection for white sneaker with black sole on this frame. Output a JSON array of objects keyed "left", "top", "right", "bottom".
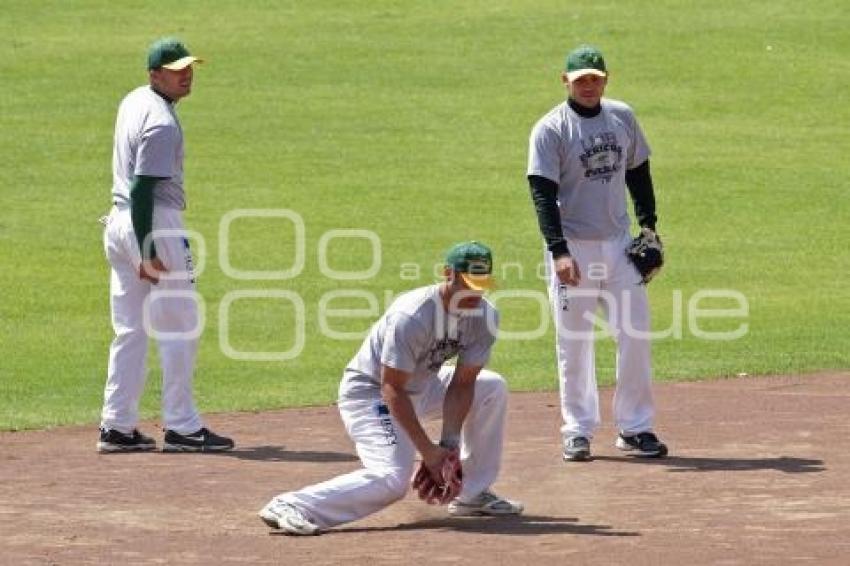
[{"left": 259, "top": 499, "right": 321, "bottom": 535}]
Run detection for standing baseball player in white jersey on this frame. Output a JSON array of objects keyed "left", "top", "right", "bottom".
[
  {"left": 526, "top": 45, "right": 668, "bottom": 462},
  {"left": 97, "top": 37, "right": 233, "bottom": 453},
  {"left": 259, "top": 242, "right": 523, "bottom": 535}
]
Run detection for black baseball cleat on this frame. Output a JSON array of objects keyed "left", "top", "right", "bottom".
[
  {"left": 97, "top": 428, "right": 157, "bottom": 453},
  {"left": 615, "top": 431, "right": 668, "bottom": 458},
  {"left": 563, "top": 436, "right": 592, "bottom": 461},
  {"left": 162, "top": 427, "right": 234, "bottom": 453}
]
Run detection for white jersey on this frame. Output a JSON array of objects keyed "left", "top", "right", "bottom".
[
  {"left": 111, "top": 85, "right": 186, "bottom": 210},
  {"left": 339, "top": 285, "right": 499, "bottom": 400},
  {"left": 527, "top": 98, "right": 650, "bottom": 240}
]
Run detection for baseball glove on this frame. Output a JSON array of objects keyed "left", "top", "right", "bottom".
[
  {"left": 411, "top": 450, "right": 463, "bottom": 505},
  {"left": 626, "top": 227, "right": 664, "bottom": 284}
]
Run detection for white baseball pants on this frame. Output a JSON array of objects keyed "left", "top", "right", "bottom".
[
  {"left": 100, "top": 205, "right": 203, "bottom": 434},
  {"left": 277, "top": 368, "right": 508, "bottom": 529},
  {"left": 545, "top": 232, "right": 655, "bottom": 439}
]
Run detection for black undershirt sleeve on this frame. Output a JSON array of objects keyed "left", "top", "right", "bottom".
[
  {"left": 527, "top": 175, "right": 570, "bottom": 257},
  {"left": 625, "top": 160, "right": 658, "bottom": 231},
  {"left": 129, "top": 175, "right": 160, "bottom": 260}
]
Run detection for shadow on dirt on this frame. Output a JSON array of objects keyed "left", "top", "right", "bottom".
[
  {"left": 319, "top": 515, "right": 640, "bottom": 537},
  {"left": 593, "top": 455, "right": 824, "bottom": 473},
  {"left": 215, "top": 445, "right": 359, "bottom": 463}
]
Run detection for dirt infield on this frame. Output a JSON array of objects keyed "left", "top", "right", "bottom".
[{"left": 2, "top": 372, "right": 849, "bottom": 565}]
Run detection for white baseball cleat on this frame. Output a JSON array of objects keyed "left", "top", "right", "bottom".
[
  {"left": 259, "top": 499, "right": 321, "bottom": 535},
  {"left": 448, "top": 490, "right": 524, "bottom": 517}
]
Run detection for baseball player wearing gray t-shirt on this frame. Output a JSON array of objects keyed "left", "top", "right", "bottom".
[
  {"left": 98, "top": 38, "right": 232, "bottom": 454},
  {"left": 527, "top": 45, "right": 668, "bottom": 462},
  {"left": 112, "top": 85, "right": 187, "bottom": 211},
  {"left": 340, "top": 284, "right": 498, "bottom": 400},
  {"left": 259, "top": 242, "right": 523, "bottom": 535}
]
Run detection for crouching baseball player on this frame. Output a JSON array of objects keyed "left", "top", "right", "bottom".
[{"left": 259, "top": 242, "right": 523, "bottom": 535}]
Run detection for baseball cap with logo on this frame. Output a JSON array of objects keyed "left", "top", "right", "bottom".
[
  {"left": 565, "top": 44, "right": 607, "bottom": 81},
  {"left": 147, "top": 37, "right": 203, "bottom": 71},
  {"left": 445, "top": 241, "right": 494, "bottom": 291}
]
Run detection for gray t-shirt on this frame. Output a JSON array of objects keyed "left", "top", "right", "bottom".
[
  {"left": 111, "top": 86, "right": 186, "bottom": 210},
  {"left": 527, "top": 98, "right": 650, "bottom": 240},
  {"left": 339, "top": 285, "right": 499, "bottom": 400}
]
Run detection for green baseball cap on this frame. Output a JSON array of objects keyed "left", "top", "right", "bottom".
[
  {"left": 565, "top": 44, "right": 607, "bottom": 81},
  {"left": 147, "top": 37, "right": 203, "bottom": 71},
  {"left": 445, "top": 241, "right": 494, "bottom": 291}
]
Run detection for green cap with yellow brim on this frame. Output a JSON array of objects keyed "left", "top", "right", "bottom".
[
  {"left": 445, "top": 241, "right": 495, "bottom": 291},
  {"left": 147, "top": 37, "right": 203, "bottom": 70},
  {"left": 565, "top": 44, "right": 607, "bottom": 82}
]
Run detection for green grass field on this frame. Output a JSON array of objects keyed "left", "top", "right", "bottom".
[{"left": 1, "top": 0, "right": 848, "bottom": 430}]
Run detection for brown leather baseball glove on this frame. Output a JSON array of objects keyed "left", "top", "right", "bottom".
[{"left": 411, "top": 449, "right": 463, "bottom": 505}]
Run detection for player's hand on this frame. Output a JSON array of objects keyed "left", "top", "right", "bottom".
[
  {"left": 139, "top": 257, "right": 168, "bottom": 284},
  {"left": 413, "top": 444, "right": 463, "bottom": 505},
  {"left": 554, "top": 254, "right": 580, "bottom": 286},
  {"left": 421, "top": 443, "right": 453, "bottom": 481}
]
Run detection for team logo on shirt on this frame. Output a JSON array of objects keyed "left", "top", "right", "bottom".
[
  {"left": 579, "top": 131, "right": 623, "bottom": 183},
  {"left": 426, "top": 336, "right": 463, "bottom": 371}
]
